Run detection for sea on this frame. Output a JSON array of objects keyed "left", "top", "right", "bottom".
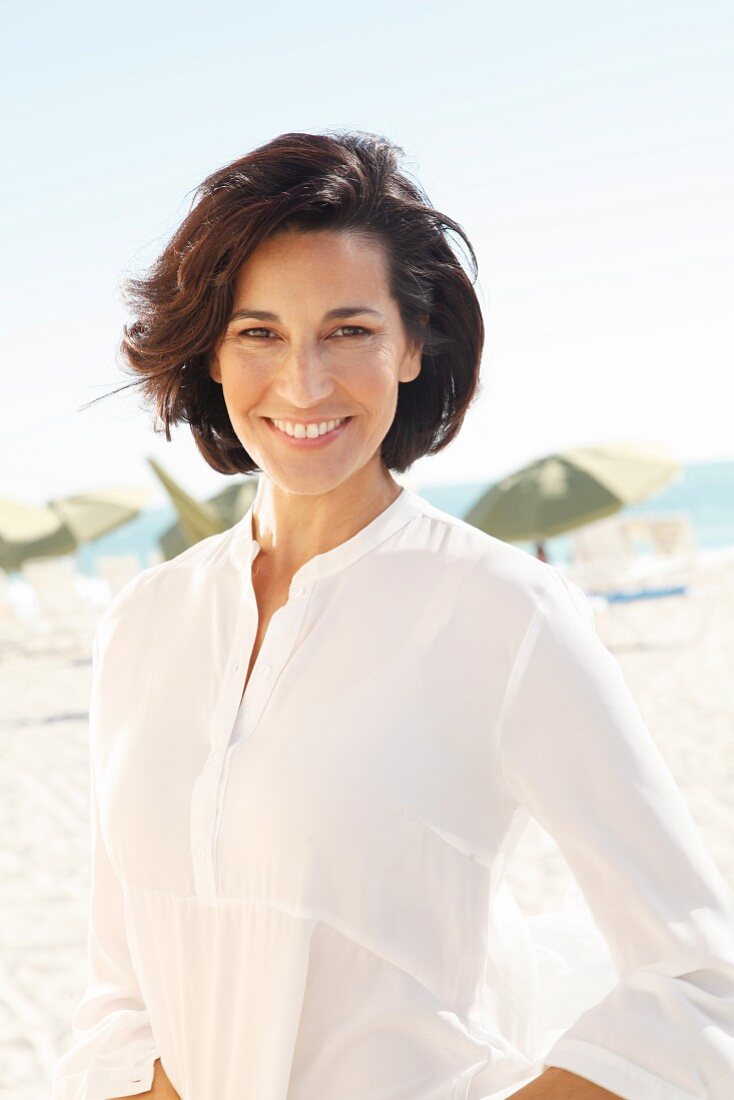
[{"left": 74, "top": 457, "right": 734, "bottom": 575}]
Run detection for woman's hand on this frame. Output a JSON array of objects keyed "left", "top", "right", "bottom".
[
  {"left": 114, "top": 1057, "right": 181, "bottom": 1099},
  {"left": 509, "top": 1067, "right": 621, "bottom": 1097}
]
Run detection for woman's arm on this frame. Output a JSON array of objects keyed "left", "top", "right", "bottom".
[
  {"left": 51, "top": 630, "right": 162, "bottom": 1100},
  {"left": 497, "top": 567, "right": 734, "bottom": 1099},
  {"left": 115, "top": 1057, "right": 180, "bottom": 1099}
]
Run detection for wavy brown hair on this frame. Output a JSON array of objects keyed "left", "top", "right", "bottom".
[{"left": 86, "top": 129, "right": 485, "bottom": 475}]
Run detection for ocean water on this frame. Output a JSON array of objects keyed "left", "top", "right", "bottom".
[{"left": 75, "top": 458, "right": 734, "bottom": 574}]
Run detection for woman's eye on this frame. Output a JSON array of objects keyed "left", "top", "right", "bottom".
[{"left": 236, "top": 325, "right": 370, "bottom": 340}]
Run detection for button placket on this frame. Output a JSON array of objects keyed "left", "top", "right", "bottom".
[
  {"left": 191, "top": 588, "right": 260, "bottom": 897},
  {"left": 209, "top": 582, "right": 313, "bottom": 894},
  {"left": 239, "top": 590, "right": 309, "bottom": 732}
]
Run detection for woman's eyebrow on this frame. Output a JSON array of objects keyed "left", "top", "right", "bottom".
[{"left": 228, "top": 305, "right": 384, "bottom": 323}]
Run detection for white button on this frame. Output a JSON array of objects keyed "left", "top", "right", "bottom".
[
  {"left": 292, "top": 585, "right": 306, "bottom": 599},
  {"left": 196, "top": 842, "right": 207, "bottom": 859},
  {"left": 260, "top": 664, "right": 272, "bottom": 677}
]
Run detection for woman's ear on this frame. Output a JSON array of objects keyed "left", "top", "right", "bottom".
[
  {"left": 208, "top": 352, "right": 222, "bottom": 385},
  {"left": 400, "top": 331, "right": 425, "bottom": 385}
]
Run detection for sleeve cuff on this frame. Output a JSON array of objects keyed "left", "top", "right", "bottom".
[
  {"left": 543, "top": 1037, "right": 700, "bottom": 1100},
  {"left": 51, "top": 1054, "right": 159, "bottom": 1099}
]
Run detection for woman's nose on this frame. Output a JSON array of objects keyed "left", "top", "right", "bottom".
[{"left": 275, "top": 342, "right": 334, "bottom": 403}]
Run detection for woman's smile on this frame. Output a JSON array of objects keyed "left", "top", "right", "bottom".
[{"left": 264, "top": 414, "right": 353, "bottom": 448}]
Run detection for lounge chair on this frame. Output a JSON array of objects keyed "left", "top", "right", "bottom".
[{"left": 563, "top": 514, "right": 708, "bottom": 649}]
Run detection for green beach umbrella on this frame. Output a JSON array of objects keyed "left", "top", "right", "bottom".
[
  {"left": 0, "top": 499, "right": 72, "bottom": 572},
  {"left": 0, "top": 489, "right": 150, "bottom": 572},
  {"left": 464, "top": 442, "right": 680, "bottom": 544},
  {"left": 146, "top": 457, "right": 258, "bottom": 560},
  {"left": 48, "top": 487, "right": 151, "bottom": 541}
]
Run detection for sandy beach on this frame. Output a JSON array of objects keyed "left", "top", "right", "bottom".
[{"left": 2, "top": 548, "right": 733, "bottom": 1099}]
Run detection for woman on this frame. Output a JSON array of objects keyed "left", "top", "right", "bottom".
[{"left": 52, "top": 131, "right": 734, "bottom": 1100}]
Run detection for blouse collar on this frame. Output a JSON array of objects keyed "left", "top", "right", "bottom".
[{"left": 228, "top": 484, "right": 423, "bottom": 585}]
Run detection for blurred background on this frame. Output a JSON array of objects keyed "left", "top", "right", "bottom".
[{"left": 1, "top": 0, "right": 733, "bottom": 1096}]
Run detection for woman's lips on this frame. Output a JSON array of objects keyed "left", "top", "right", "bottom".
[{"left": 265, "top": 417, "right": 352, "bottom": 448}]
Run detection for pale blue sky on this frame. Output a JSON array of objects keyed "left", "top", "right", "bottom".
[{"left": 2, "top": 0, "right": 733, "bottom": 509}]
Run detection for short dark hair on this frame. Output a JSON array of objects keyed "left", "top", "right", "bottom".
[{"left": 89, "top": 129, "right": 485, "bottom": 475}]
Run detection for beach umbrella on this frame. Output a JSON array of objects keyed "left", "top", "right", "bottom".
[
  {"left": 0, "top": 499, "right": 73, "bottom": 572},
  {"left": 48, "top": 487, "right": 151, "bottom": 542},
  {"left": 0, "top": 489, "right": 150, "bottom": 572},
  {"left": 146, "top": 457, "right": 258, "bottom": 560},
  {"left": 206, "top": 479, "right": 259, "bottom": 529},
  {"left": 464, "top": 442, "right": 680, "bottom": 549}
]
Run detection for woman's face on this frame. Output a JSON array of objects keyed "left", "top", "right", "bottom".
[{"left": 209, "top": 228, "right": 423, "bottom": 496}]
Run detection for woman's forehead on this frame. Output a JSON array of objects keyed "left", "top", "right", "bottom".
[{"left": 232, "top": 228, "right": 391, "bottom": 300}]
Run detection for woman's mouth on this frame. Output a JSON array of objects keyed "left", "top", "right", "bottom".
[{"left": 265, "top": 416, "right": 353, "bottom": 448}]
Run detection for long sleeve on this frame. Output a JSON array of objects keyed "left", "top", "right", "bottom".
[
  {"left": 498, "top": 567, "right": 734, "bottom": 1100},
  {"left": 51, "top": 629, "right": 160, "bottom": 1100}
]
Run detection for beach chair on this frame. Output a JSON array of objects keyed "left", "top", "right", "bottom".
[
  {"left": 72, "top": 571, "right": 115, "bottom": 614},
  {"left": 94, "top": 554, "right": 142, "bottom": 598},
  {"left": 563, "top": 514, "right": 707, "bottom": 650},
  {"left": 0, "top": 570, "right": 34, "bottom": 649},
  {"left": 564, "top": 515, "right": 650, "bottom": 593},
  {"left": 19, "top": 557, "right": 93, "bottom": 637}
]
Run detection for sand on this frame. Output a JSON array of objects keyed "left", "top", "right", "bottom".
[{"left": 1, "top": 548, "right": 733, "bottom": 1098}]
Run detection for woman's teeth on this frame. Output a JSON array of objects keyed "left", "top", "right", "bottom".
[{"left": 271, "top": 417, "right": 346, "bottom": 439}]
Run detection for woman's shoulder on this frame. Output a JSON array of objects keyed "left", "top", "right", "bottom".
[
  {"left": 406, "top": 499, "right": 600, "bottom": 684},
  {"left": 406, "top": 491, "right": 582, "bottom": 619}
]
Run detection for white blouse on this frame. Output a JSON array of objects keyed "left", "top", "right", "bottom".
[{"left": 51, "top": 485, "right": 734, "bottom": 1100}]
